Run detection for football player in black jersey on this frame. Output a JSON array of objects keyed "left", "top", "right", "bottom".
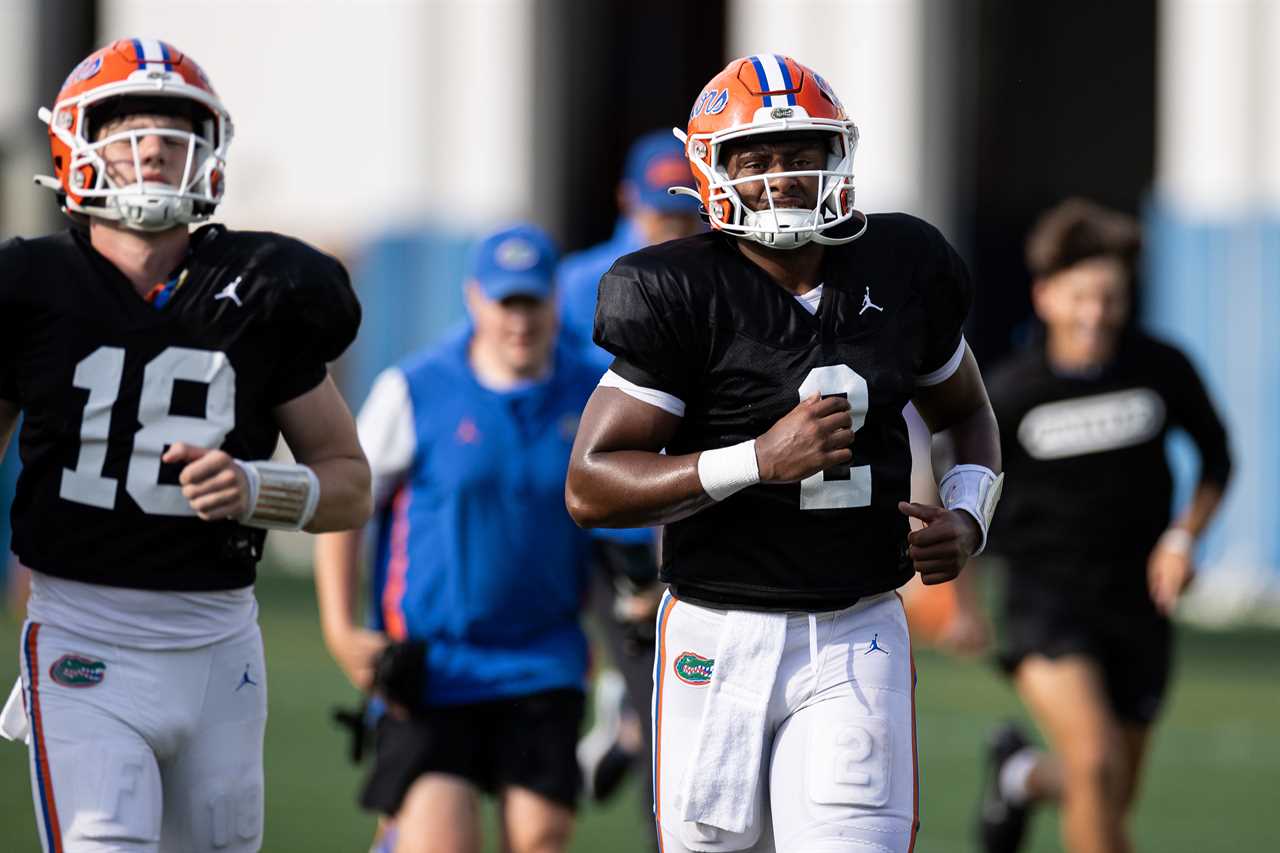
[
  {"left": 0, "top": 40, "right": 371, "bottom": 852},
  {"left": 965, "top": 199, "right": 1231, "bottom": 853},
  {"left": 565, "top": 55, "right": 1002, "bottom": 853}
]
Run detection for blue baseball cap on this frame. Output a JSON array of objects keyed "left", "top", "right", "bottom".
[
  {"left": 623, "top": 129, "right": 698, "bottom": 213},
  {"left": 467, "top": 224, "right": 559, "bottom": 301}
]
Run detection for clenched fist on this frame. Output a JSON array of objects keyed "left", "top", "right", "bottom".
[
  {"left": 163, "top": 442, "right": 250, "bottom": 522},
  {"left": 898, "top": 501, "right": 982, "bottom": 585},
  {"left": 755, "top": 393, "right": 855, "bottom": 483}
]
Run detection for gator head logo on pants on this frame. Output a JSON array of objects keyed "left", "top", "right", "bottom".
[
  {"left": 49, "top": 655, "right": 106, "bottom": 688},
  {"left": 673, "top": 651, "right": 714, "bottom": 685}
]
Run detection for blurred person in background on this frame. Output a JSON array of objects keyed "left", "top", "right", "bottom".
[
  {"left": 315, "top": 225, "right": 600, "bottom": 853},
  {"left": 557, "top": 129, "right": 701, "bottom": 819},
  {"left": 964, "top": 199, "right": 1233, "bottom": 853},
  {"left": 567, "top": 55, "right": 1002, "bottom": 853},
  {"left": 0, "top": 39, "right": 370, "bottom": 852}
]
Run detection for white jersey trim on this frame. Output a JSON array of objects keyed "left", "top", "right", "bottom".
[
  {"left": 26, "top": 571, "right": 257, "bottom": 650},
  {"left": 915, "top": 336, "right": 967, "bottom": 387},
  {"left": 599, "top": 370, "right": 686, "bottom": 417},
  {"left": 357, "top": 367, "right": 418, "bottom": 508}
]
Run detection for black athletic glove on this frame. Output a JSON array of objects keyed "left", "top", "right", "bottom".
[
  {"left": 331, "top": 701, "right": 369, "bottom": 764},
  {"left": 372, "top": 639, "right": 428, "bottom": 715}
]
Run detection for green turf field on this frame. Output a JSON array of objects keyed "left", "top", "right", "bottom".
[{"left": 1, "top": 570, "right": 1275, "bottom": 851}]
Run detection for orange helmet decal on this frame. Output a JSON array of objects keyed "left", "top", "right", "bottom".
[
  {"left": 36, "top": 38, "right": 233, "bottom": 231},
  {"left": 676, "top": 54, "right": 866, "bottom": 249}
]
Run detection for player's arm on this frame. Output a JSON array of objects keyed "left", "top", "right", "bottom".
[
  {"left": 273, "top": 375, "right": 373, "bottom": 532},
  {"left": 902, "top": 344, "right": 1002, "bottom": 584},
  {"left": 565, "top": 388, "right": 701, "bottom": 527},
  {"left": 313, "top": 366, "right": 415, "bottom": 690},
  {"left": 315, "top": 526, "right": 386, "bottom": 692},
  {"left": 1148, "top": 350, "right": 1233, "bottom": 614},
  {"left": 565, "top": 385, "right": 853, "bottom": 528},
  {"left": 163, "top": 376, "right": 371, "bottom": 532}
]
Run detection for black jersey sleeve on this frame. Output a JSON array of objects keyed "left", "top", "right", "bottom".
[
  {"left": 1158, "top": 343, "right": 1232, "bottom": 487},
  {"left": 265, "top": 243, "right": 362, "bottom": 405},
  {"left": 913, "top": 219, "right": 974, "bottom": 376},
  {"left": 0, "top": 238, "right": 27, "bottom": 403},
  {"left": 592, "top": 254, "right": 703, "bottom": 400}
]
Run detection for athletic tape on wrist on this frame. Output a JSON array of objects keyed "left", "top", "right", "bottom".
[
  {"left": 234, "top": 460, "right": 321, "bottom": 530},
  {"left": 697, "top": 440, "right": 760, "bottom": 501},
  {"left": 938, "top": 464, "right": 1004, "bottom": 556}
]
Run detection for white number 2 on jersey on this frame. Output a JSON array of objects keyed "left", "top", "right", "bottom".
[
  {"left": 60, "top": 346, "right": 237, "bottom": 516},
  {"left": 798, "top": 364, "right": 871, "bottom": 510}
]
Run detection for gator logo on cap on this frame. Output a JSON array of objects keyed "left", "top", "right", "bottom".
[
  {"left": 673, "top": 651, "right": 714, "bottom": 685},
  {"left": 494, "top": 237, "right": 539, "bottom": 271},
  {"left": 50, "top": 655, "right": 106, "bottom": 688}
]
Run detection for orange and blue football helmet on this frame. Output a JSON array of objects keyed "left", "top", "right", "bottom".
[
  {"left": 35, "top": 39, "right": 232, "bottom": 231},
  {"left": 672, "top": 55, "right": 866, "bottom": 249}
]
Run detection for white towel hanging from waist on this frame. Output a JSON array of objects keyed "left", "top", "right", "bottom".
[
  {"left": 0, "top": 678, "right": 29, "bottom": 745},
  {"left": 677, "top": 608, "right": 788, "bottom": 834}
]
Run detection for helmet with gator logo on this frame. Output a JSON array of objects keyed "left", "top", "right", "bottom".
[
  {"left": 35, "top": 38, "right": 233, "bottom": 231},
  {"left": 670, "top": 54, "right": 866, "bottom": 250}
]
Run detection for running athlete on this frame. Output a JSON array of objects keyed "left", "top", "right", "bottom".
[
  {"left": 565, "top": 55, "right": 1003, "bottom": 853},
  {"left": 315, "top": 225, "right": 599, "bottom": 853},
  {"left": 970, "top": 198, "right": 1232, "bottom": 853},
  {"left": 0, "top": 39, "right": 370, "bottom": 852}
]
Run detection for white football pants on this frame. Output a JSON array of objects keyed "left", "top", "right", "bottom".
[
  {"left": 18, "top": 620, "right": 267, "bottom": 852},
  {"left": 651, "top": 591, "right": 918, "bottom": 853}
]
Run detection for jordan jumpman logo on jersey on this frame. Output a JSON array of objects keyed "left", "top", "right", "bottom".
[
  {"left": 859, "top": 286, "right": 883, "bottom": 316},
  {"left": 214, "top": 275, "right": 244, "bottom": 307}
]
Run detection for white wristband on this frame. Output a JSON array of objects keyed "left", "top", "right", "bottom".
[
  {"left": 698, "top": 440, "right": 760, "bottom": 501},
  {"left": 938, "top": 464, "right": 1005, "bottom": 556},
  {"left": 234, "top": 460, "right": 321, "bottom": 530},
  {"left": 1157, "top": 528, "right": 1194, "bottom": 556}
]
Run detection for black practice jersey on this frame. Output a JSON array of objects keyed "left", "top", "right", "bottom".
[
  {"left": 986, "top": 332, "right": 1231, "bottom": 594},
  {"left": 594, "top": 215, "right": 972, "bottom": 610},
  {"left": 0, "top": 225, "right": 360, "bottom": 591}
]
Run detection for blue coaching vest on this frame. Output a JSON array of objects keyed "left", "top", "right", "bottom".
[{"left": 376, "top": 327, "right": 597, "bottom": 706}]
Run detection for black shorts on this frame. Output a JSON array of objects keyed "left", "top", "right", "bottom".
[
  {"left": 997, "top": 578, "right": 1173, "bottom": 725},
  {"left": 360, "top": 688, "right": 585, "bottom": 815}
]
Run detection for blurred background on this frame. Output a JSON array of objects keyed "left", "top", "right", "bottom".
[{"left": 0, "top": 1, "right": 1276, "bottom": 851}]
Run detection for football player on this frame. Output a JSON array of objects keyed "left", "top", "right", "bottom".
[
  {"left": 315, "top": 225, "right": 599, "bottom": 853},
  {"left": 965, "top": 199, "right": 1232, "bottom": 853},
  {"left": 565, "top": 55, "right": 1003, "bottom": 853},
  {"left": 557, "top": 129, "right": 700, "bottom": 817},
  {"left": 0, "top": 40, "right": 371, "bottom": 853}
]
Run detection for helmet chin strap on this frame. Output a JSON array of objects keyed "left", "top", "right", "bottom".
[
  {"left": 111, "top": 181, "right": 194, "bottom": 232},
  {"left": 810, "top": 209, "right": 869, "bottom": 246}
]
